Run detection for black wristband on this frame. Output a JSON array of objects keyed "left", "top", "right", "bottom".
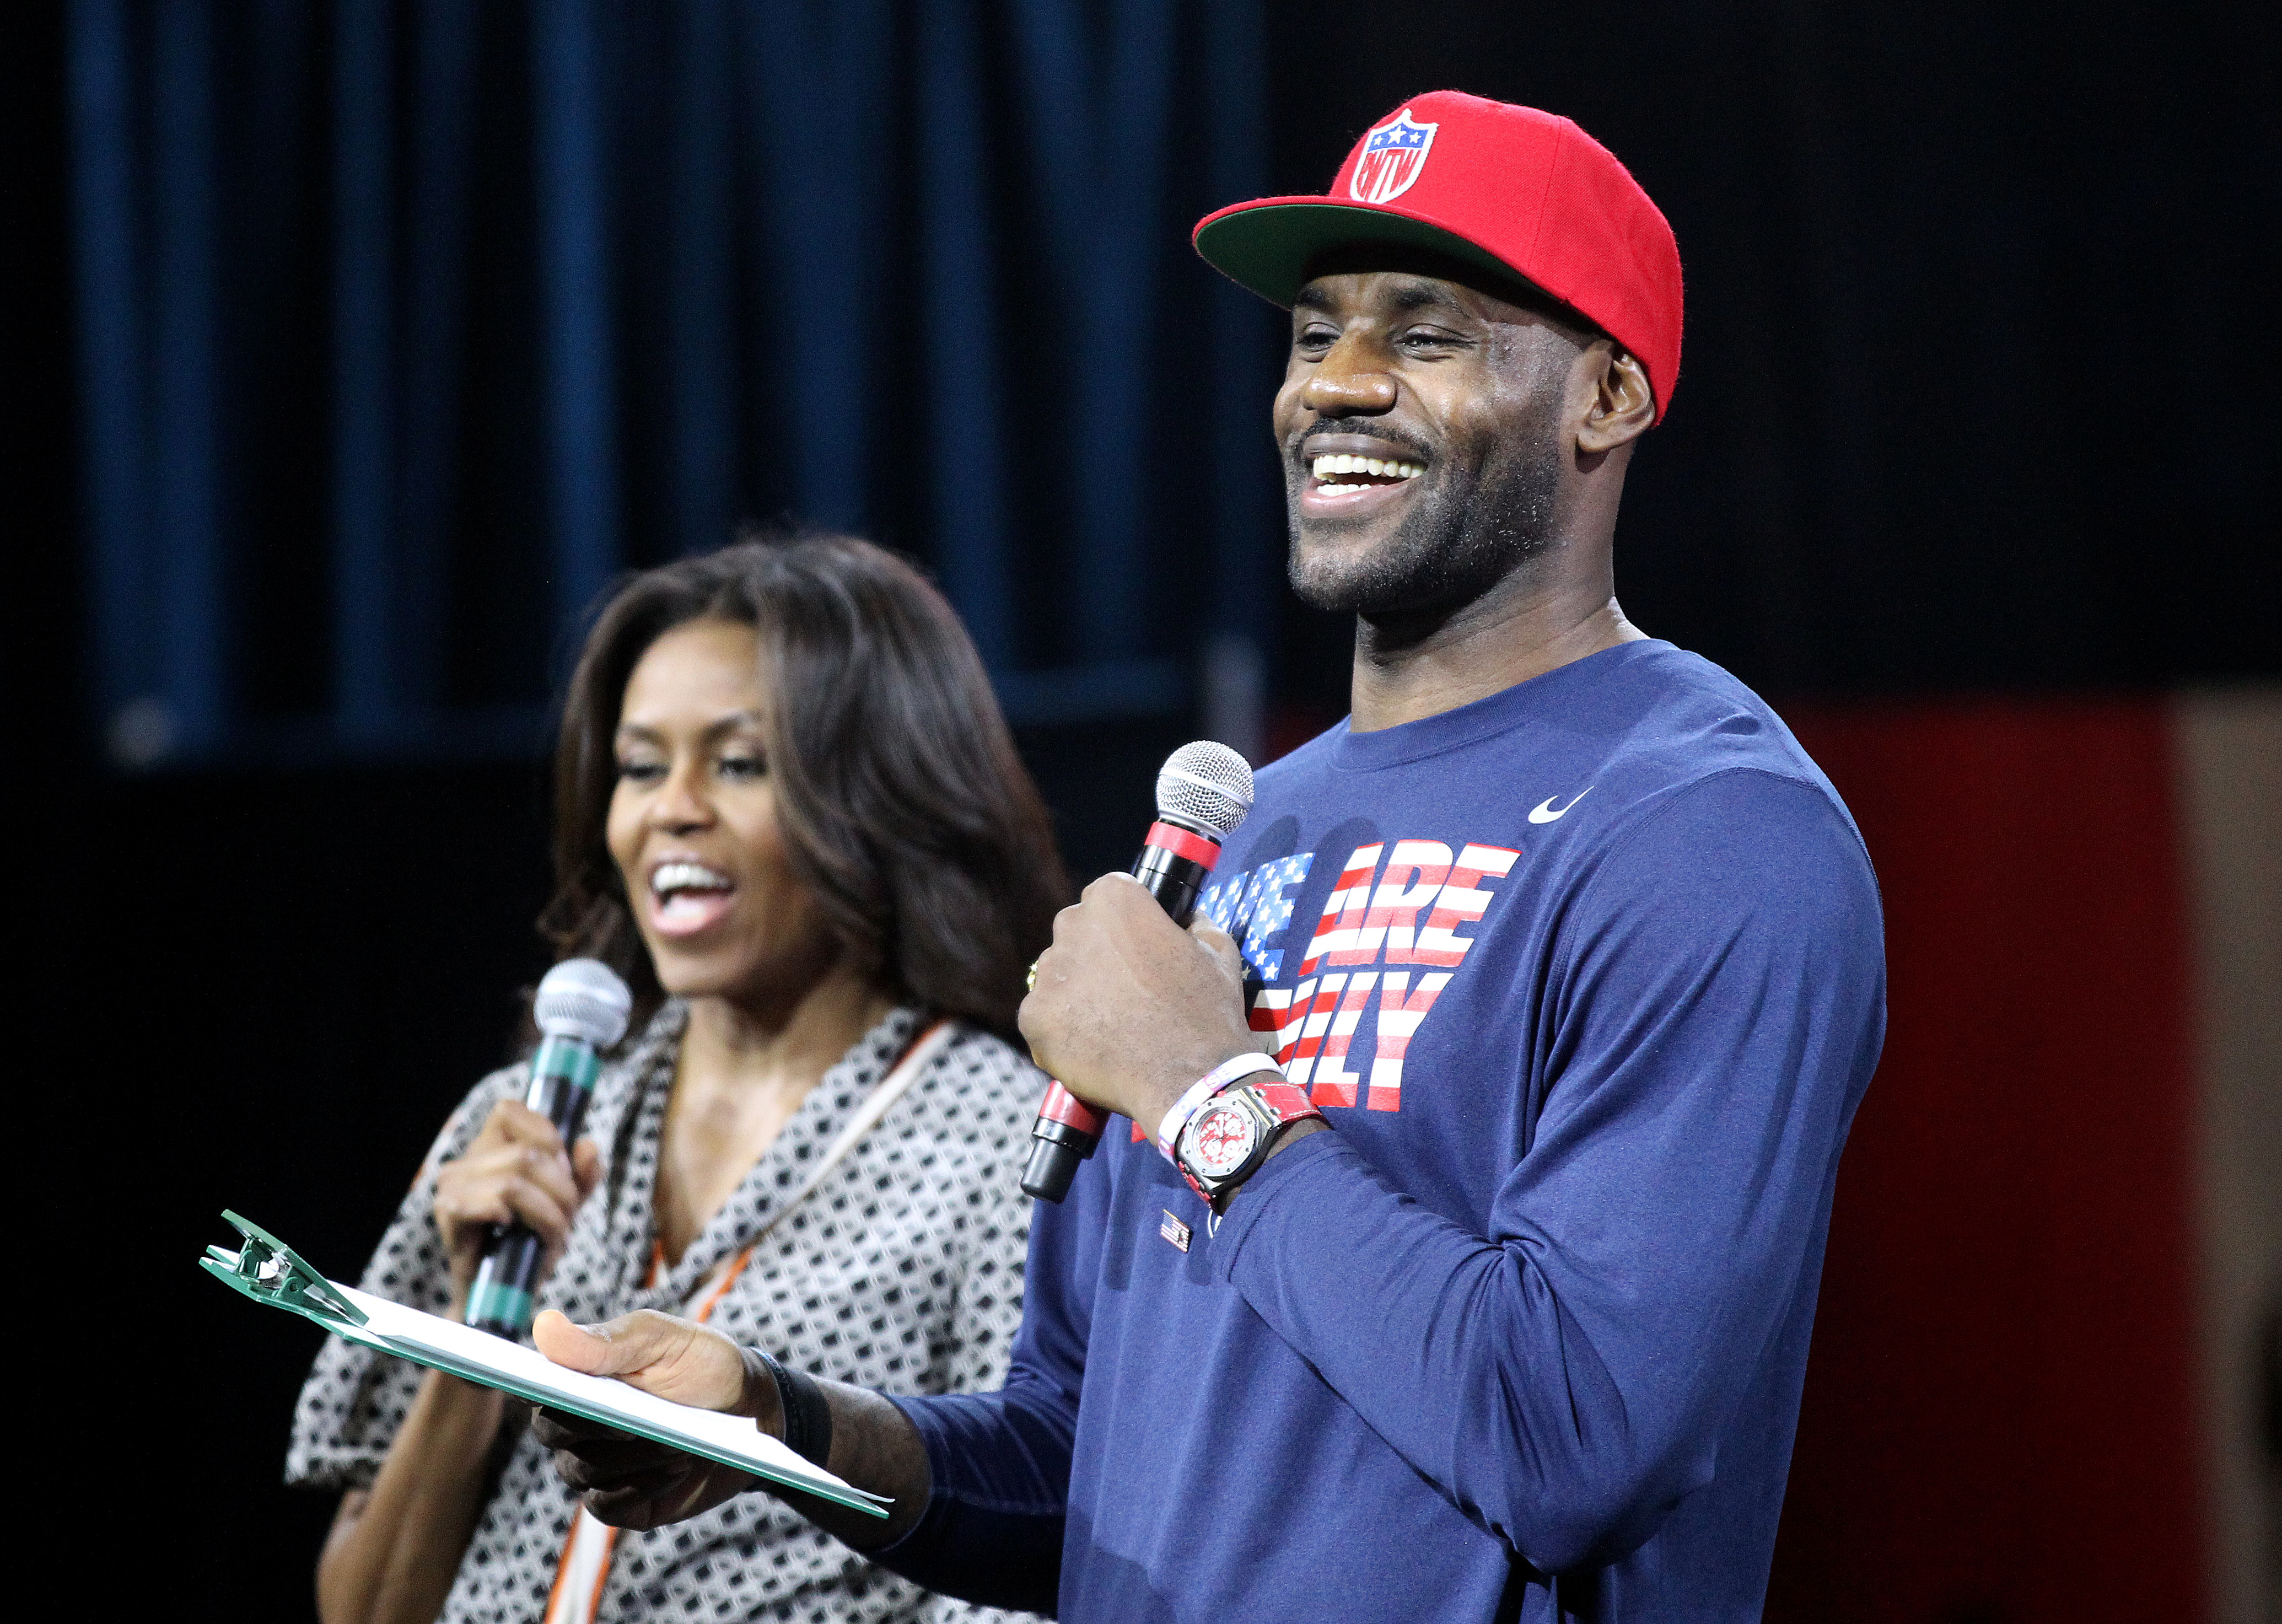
[{"left": 754, "top": 1348, "right": 834, "bottom": 1468}]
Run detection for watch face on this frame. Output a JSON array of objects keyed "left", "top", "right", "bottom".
[{"left": 1186, "top": 1099, "right": 1261, "bottom": 1180}]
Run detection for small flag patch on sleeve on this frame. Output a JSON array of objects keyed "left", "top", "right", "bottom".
[{"left": 1160, "top": 1209, "right": 1192, "bottom": 1252}]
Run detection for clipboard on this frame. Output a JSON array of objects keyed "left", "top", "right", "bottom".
[{"left": 202, "top": 1211, "right": 890, "bottom": 1518}]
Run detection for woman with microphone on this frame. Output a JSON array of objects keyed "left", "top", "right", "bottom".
[{"left": 288, "top": 535, "right": 1065, "bottom": 1624}]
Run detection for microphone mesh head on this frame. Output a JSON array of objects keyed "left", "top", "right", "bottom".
[
  {"left": 1155, "top": 741, "right": 1255, "bottom": 837},
  {"left": 535, "top": 958, "right": 633, "bottom": 1048}
]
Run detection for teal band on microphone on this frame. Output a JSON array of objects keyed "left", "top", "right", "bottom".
[
  {"left": 464, "top": 1277, "right": 535, "bottom": 1333},
  {"left": 531, "top": 1033, "right": 603, "bottom": 1092}
]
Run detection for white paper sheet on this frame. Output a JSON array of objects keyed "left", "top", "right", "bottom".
[{"left": 333, "top": 1284, "right": 888, "bottom": 1515}]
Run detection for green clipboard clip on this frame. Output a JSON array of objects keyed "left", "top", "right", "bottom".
[{"left": 203, "top": 1209, "right": 371, "bottom": 1334}]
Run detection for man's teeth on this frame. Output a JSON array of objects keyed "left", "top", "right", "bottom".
[
  {"left": 1310, "top": 453, "right": 1425, "bottom": 493},
  {"left": 651, "top": 861, "right": 731, "bottom": 899}
]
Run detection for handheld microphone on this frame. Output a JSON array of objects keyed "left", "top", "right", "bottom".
[
  {"left": 1021, "top": 741, "right": 1256, "bottom": 1202},
  {"left": 465, "top": 958, "right": 632, "bottom": 1338}
]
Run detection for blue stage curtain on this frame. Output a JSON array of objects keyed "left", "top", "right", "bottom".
[{"left": 67, "top": 0, "right": 1278, "bottom": 766}]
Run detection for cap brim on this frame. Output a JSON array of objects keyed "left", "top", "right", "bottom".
[{"left": 1193, "top": 198, "right": 1544, "bottom": 311}]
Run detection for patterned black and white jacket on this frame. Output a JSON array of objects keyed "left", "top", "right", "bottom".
[{"left": 289, "top": 1001, "right": 1045, "bottom": 1624}]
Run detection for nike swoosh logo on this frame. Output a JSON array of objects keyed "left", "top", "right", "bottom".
[{"left": 1528, "top": 788, "right": 1593, "bottom": 824}]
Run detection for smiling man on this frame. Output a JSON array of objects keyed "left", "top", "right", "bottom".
[{"left": 531, "top": 93, "right": 1886, "bottom": 1623}]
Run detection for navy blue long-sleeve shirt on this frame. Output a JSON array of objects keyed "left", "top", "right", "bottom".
[{"left": 879, "top": 642, "right": 1885, "bottom": 1622}]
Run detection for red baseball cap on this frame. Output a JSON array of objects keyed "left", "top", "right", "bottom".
[{"left": 1193, "top": 92, "right": 1683, "bottom": 419}]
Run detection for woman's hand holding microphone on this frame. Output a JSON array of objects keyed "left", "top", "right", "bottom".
[{"left": 432, "top": 1101, "right": 602, "bottom": 1315}]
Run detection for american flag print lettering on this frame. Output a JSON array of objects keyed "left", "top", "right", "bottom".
[
  {"left": 1366, "top": 971, "right": 1454, "bottom": 1112},
  {"left": 1348, "top": 109, "right": 1438, "bottom": 205},
  {"left": 1357, "top": 840, "right": 1453, "bottom": 964},
  {"left": 1412, "top": 845, "right": 1523, "bottom": 968},
  {"left": 1200, "top": 853, "right": 1314, "bottom": 982},
  {"left": 1214, "top": 838, "right": 1519, "bottom": 1114},
  {"left": 1299, "top": 845, "right": 1385, "bottom": 976}
]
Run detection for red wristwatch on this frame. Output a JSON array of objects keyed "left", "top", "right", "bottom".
[{"left": 1173, "top": 1080, "right": 1324, "bottom": 1203}]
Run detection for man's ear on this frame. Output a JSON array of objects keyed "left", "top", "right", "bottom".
[{"left": 1574, "top": 345, "right": 1655, "bottom": 455}]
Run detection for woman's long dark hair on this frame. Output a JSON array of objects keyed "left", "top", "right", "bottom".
[{"left": 540, "top": 534, "right": 1068, "bottom": 1043}]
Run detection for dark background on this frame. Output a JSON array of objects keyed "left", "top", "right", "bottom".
[{"left": 15, "top": 2, "right": 2278, "bottom": 1618}]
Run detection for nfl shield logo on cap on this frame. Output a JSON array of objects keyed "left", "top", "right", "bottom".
[{"left": 1349, "top": 108, "right": 1437, "bottom": 205}]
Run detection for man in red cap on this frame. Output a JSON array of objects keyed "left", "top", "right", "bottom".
[{"left": 533, "top": 93, "right": 1883, "bottom": 1623}]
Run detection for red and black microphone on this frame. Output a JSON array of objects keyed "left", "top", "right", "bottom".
[{"left": 1021, "top": 741, "right": 1256, "bottom": 1202}]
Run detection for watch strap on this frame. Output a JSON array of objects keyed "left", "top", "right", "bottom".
[
  {"left": 751, "top": 1347, "right": 834, "bottom": 1468},
  {"left": 1175, "top": 1078, "right": 1325, "bottom": 1202},
  {"left": 1156, "top": 1052, "right": 1288, "bottom": 1164},
  {"left": 1247, "top": 1080, "right": 1320, "bottom": 1125}
]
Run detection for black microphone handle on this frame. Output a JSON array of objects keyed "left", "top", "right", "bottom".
[
  {"left": 464, "top": 1031, "right": 600, "bottom": 1338},
  {"left": 1021, "top": 824, "right": 1220, "bottom": 1202},
  {"left": 1131, "top": 842, "right": 1212, "bottom": 931}
]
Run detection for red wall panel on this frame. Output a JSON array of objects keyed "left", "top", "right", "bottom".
[{"left": 1767, "top": 699, "right": 2202, "bottom": 1622}]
